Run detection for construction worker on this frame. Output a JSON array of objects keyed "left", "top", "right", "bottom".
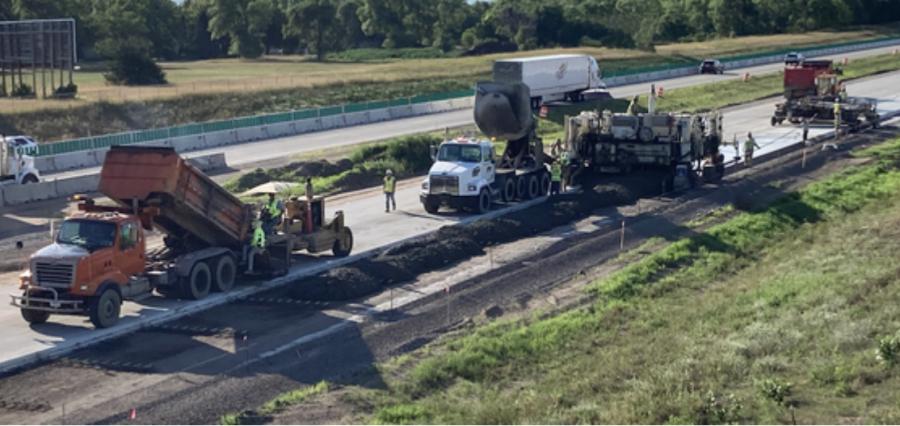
[
  {"left": 262, "top": 193, "right": 283, "bottom": 235},
  {"left": 626, "top": 95, "right": 640, "bottom": 115},
  {"left": 839, "top": 84, "right": 848, "bottom": 102},
  {"left": 743, "top": 132, "right": 760, "bottom": 167},
  {"left": 384, "top": 169, "right": 396, "bottom": 212},
  {"left": 802, "top": 118, "right": 810, "bottom": 145},
  {"left": 732, "top": 135, "right": 741, "bottom": 163},
  {"left": 246, "top": 219, "right": 266, "bottom": 273},
  {"left": 550, "top": 160, "right": 562, "bottom": 195}
]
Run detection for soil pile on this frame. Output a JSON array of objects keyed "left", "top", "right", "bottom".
[{"left": 284, "top": 170, "right": 671, "bottom": 302}]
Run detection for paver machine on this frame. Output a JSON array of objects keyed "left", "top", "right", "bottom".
[
  {"left": 563, "top": 87, "right": 726, "bottom": 189},
  {"left": 771, "top": 59, "right": 878, "bottom": 130}
]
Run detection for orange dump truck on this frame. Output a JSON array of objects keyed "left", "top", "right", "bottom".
[{"left": 10, "top": 146, "right": 352, "bottom": 328}]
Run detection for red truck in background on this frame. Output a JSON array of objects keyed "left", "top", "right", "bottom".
[
  {"left": 10, "top": 146, "right": 353, "bottom": 328},
  {"left": 772, "top": 59, "right": 879, "bottom": 129}
]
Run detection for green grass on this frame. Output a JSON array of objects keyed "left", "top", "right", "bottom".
[
  {"left": 349, "top": 137, "right": 900, "bottom": 424},
  {"left": 219, "top": 381, "right": 329, "bottom": 425},
  {"left": 8, "top": 26, "right": 899, "bottom": 141}
]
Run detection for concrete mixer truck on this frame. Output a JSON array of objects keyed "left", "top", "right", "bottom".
[{"left": 420, "top": 81, "right": 550, "bottom": 214}]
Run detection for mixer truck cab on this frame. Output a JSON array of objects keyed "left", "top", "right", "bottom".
[{"left": 421, "top": 138, "right": 497, "bottom": 214}]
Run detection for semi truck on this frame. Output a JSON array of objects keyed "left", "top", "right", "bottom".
[
  {"left": 771, "top": 59, "right": 879, "bottom": 129},
  {"left": 0, "top": 137, "right": 40, "bottom": 185},
  {"left": 420, "top": 81, "right": 550, "bottom": 214},
  {"left": 492, "top": 54, "right": 604, "bottom": 109},
  {"left": 10, "top": 146, "right": 353, "bottom": 328},
  {"left": 564, "top": 88, "right": 726, "bottom": 189}
]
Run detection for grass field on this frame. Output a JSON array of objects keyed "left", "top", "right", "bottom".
[
  {"left": 1, "top": 25, "right": 895, "bottom": 128},
  {"left": 325, "top": 136, "right": 900, "bottom": 424}
]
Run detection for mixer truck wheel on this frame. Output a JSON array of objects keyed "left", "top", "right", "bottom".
[
  {"left": 501, "top": 178, "right": 516, "bottom": 202},
  {"left": 475, "top": 188, "right": 492, "bottom": 214},
  {"left": 183, "top": 262, "right": 212, "bottom": 300},
  {"left": 89, "top": 287, "right": 121, "bottom": 329},
  {"left": 332, "top": 228, "right": 353, "bottom": 257},
  {"left": 213, "top": 255, "right": 236, "bottom": 293},
  {"left": 21, "top": 174, "right": 38, "bottom": 184},
  {"left": 21, "top": 307, "right": 49, "bottom": 324},
  {"left": 516, "top": 177, "right": 527, "bottom": 200},
  {"left": 423, "top": 200, "right": 440, "bottom": 214},
  {"left": 526, "top": 174, "right": 540, "bottom": 199},
  {"left": 540, "top": 172, "right": 551, "bottom": 195}
]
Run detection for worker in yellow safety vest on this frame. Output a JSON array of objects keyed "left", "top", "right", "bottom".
[
  {"left": 833, "top": 102, "right": 842, "bottom": 131},
  {"left": 550, "top": 160, "right": 562, "bottom": 195},
  {"left": 246, "top": 219, "right": 266, "bottom": 273},
  {"left": 262, "top": 193, "right": 283, "bottom": 235},
  {"left": 384, "top": 169, "right": 396, "bottom": 212},
  {"left": 743, "top": 132, "right": 761, "bottom": 167}
]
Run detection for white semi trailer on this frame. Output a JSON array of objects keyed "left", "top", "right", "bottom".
[{"left": 492, "top": 54, "right": 604, "bottom": 109}]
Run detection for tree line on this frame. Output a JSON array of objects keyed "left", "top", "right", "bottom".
[{"left": 3, "top": 0, "right": 900, "bottom": 63}]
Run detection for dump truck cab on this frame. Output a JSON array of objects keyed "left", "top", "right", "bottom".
[{"left": 12, "top": 212, "right": 147, "bottom": 328}]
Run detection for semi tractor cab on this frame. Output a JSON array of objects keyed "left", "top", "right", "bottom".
[{"left": 0, "top": 137, "right": 40, "bottom": 185}]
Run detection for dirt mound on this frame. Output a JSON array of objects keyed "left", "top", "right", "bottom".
[
  {"left": 283, "top": 172, "right": 668, "bottom": 302},
  {"left": 285, "top": 159, "right": 352, "bottom": 179}
]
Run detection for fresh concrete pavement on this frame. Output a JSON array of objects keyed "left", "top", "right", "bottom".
[{"left": 1, "top": 53, "right": 900, "bottom": 375}]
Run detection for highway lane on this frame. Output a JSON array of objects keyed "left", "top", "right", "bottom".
[
  {"left": 2, "top": 69, "right": 899, "bottom": 374},
  {"left": 40, "top": 41, "right": 900, "bottom": 182}
]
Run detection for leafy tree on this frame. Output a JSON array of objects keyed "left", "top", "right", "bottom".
[
  {"left": 104, "top": 46, "right": 167, "bottom": 85},
  {"left": 208, "top": 0, "right": 276, "bottom": 58},
  {"left": 357, "top": 0, "right": 435, "bottom": 48},
  {"left": 283, "top": 0, "right": 337, "bottom": 60}
]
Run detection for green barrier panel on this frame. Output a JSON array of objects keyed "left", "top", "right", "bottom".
[
  {"left": 344, "top": 102, "right": 369, "bottom": 113},
  {"left": 292, "top": 109, "right": 317, "bottom": 120},
  {"left": 262, "top": 112, "right": 292, "bottom": 124},
  {"left": 319, "top": 106, "right": 342, "bottom": 117},
  {"left": 170, "top": 123, "right": 203, "bottom": 137},
  {"left": 133, "top": 128, "right": 168, "bottom": 143}
]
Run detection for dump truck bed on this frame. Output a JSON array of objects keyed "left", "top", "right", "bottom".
[{"left": 99, "top": 146, "right": 250, "bottom": 248}]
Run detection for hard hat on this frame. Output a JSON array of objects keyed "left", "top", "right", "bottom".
[{"left": 386, "top": 169, "right": 393, "bottom": 176}]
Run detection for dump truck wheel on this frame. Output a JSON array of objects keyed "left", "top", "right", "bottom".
[
  {"left": 333, "top": 228, "right": 353, "bottom": 257},
  {"left": 213, "top": 255, "right": 236, "bottom": 293},
  {"left": 89, "top": 288, "right": 121, "bottom": 329},
  {"left": 476, "top": 188, "right": 491, "bottom": 214},
  {"left": 21, "top": 308, "right": 49, "bottom": 324},
  {"left": 183, "top": 261, "right": 212, "bottom": 300},
  {"left": 526, "top": 174, "right": 540, "bottom": 199},
  {"left": 502, "top": 178, "right": 516, "bottom": 202}
]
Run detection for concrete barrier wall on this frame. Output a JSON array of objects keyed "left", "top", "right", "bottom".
[{"left": 0, "top": 153, "right": 228, "bottom": 207}]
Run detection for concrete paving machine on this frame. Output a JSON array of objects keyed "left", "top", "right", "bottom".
[
  {"left": 563, "top": 87, "right": 726, "bottom": 189},
  {"left": 420, "top": 81, "right": 549, "bottom": 213},
  {"left": 771, "top": 60, "right": 878, "bottom": 129}
]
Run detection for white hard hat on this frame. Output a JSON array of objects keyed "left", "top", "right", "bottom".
[{"left": 386, "top": 169, "right": 393, "bottom": 175}]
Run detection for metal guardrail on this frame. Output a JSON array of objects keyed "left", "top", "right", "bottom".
[{"left": 36, "top": 36, "right": 900, "bottom": 158}]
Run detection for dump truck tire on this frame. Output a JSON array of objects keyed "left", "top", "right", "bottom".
[
  {"left": 21, "top": 308, "right": 49, "bottom": 324},
  {"left": 89, "top": 287, "right": 121, "bottom": 329},
  {"left": 183, "top": 261, "right": 211, "bottom": 300},
  {"left": 333, "top": 228, "right": 353, "bottom": 257},
  {"left": 213, "top": 255, "right": 236, "bottom": 293}
]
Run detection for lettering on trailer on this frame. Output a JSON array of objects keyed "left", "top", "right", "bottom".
[{"left": 556, "top": 62, "right": 567, "bottom": 80}]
